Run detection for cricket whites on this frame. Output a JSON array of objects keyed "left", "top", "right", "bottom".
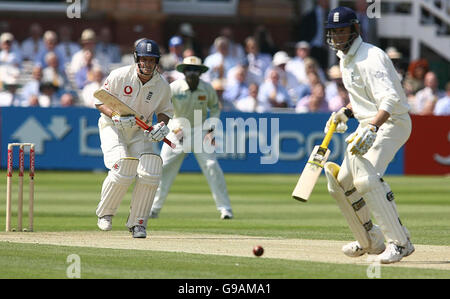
[{"left": 292, "top": 121, "right": 337, "bottom": 202}]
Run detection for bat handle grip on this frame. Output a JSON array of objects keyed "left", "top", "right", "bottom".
[{"left": 321, "top": 121, "right": 336, "bottom": 149}]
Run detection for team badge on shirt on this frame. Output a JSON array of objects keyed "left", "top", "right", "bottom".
[
  {"left": 198, "top": 95, "right": 206, "bottom": 101},
  {"left": 146, "top": 91, "right": 153, "bottom": 103}
]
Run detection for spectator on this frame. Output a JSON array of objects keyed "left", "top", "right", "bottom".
[
  {"left": 37, "top": 81, "right": 60, "bottom": 107},
  {"left": 81, "top": 66, "right": 104, "bottom": 108},
  {"left": 266, "top": 51, "right": 299, "bottom": 103},
  {"left": 203, "top": 36, "right": 239, "bottom": 83},
  {"left": 36, "top": 81, "right": 74, "bottom": 107},
  {"left": 178, "top": 23, "right": 203, "bottom": 58},
  {"left": 433, "top": 81, "right": 450, "bottom": 116},
  {"left": 183, "top": 48, "right": 195, "bottom": 58},
  {"left": 295, "top": 82, "right": 331, "bottom": 113},
  {"left": 42, "top": 52, "right": 69, "bottom": 91},
  {"left": 209, "top": 26, "right": 245, "bottom": 63},
  {"left": 244, "top": 36, "right": 272, "bottom": 85},
  {"left": 0, "top": 32, "right": 22, "bottom": 67},
  {"left": 298, "top": 0, "right": 330, "bottom": 69},
  {"left": 21, "top": 65, "right": 43, "bottom": 104},
  {"left": 414, "top": 71, "right": 445, "bottom": 115},
  {"left": 235, "top": 83, "right": 260, "bottom": 113},
  {"left": 68, "top": 29, "right": 109, "bottom": 76},
  {"left": 95, "top": 27, "right": 121, "bottom": 64},
  {"left": 304, "top": 57, "right": 326, "bottom": 84},
  {"left": 222, "top": 65, "right": 249, "bottom": 106},
  {"left": 35, "top": 30, "right": 66, "bottom": 73},
  {"left": 74, "top": 49, "right": 101, "bottom": 89},
  {"left": 328, "top": 83, "right": 350, "bottom": 112},
  {"left": 211, "top": 78, "right": 228, "bottom": 111},
  {"left": 257, "top": 69, "right": 292, "bottom": 111},
  {"left": 403, "top": 58, "right": 429, "bottom": 95},
  {"left": 325, "top": 64, "right": 342, "bottom": 101},
  {"left": 55, "top": 25, "right": 80, "bottom": 68},
  {"left": 21, "top": 23, "right": 45, "bottom": 61},
  {"left": 0, "top": 68, "right": 25, "bottom": 106},
  {"left": 160, "top": 35, "right": 184, "bottom": 72},
  {"left": 286, "top": 41, "right": 311, "bottom": 85},
  {"left": 385, "top": 46, "right": 405, "bottom": 81}
]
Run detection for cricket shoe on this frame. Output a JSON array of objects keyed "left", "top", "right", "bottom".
[
  {"left": 220, "top": 209, "right": 233, "bottom": 220},
  {"left": 131, "top": 225, "right": 147, "bottom": 238},
  {"left": 377, "top": 240, "right": 415, "bottom": 264},
  {"left": 97, "top": 215, "right": 113, "bottom": 231},
  {"left": 342, "top": 225, "right": 386, "bottom": 257}
]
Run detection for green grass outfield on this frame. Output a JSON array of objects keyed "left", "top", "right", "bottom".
[{"left": 0, "top": 170, "right": 449, "bottom": 280}]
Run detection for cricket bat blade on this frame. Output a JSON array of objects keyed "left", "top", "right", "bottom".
[{"left": 292, "top": 146, "right": 330, "bottom": 202}]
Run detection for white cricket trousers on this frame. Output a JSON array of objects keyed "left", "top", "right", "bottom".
[{"left": 151, "top": 131, "right": 232, "bottom": 213}]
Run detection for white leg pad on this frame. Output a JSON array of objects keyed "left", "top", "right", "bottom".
[
  {"left": 354, "top": 171, "right": 408, "bottom": 246},
  {"left": 325, "top": 162, "right": 372, "bottom": 248},
  {"left": 96, "top": 158, "right": 139, "bottom": 217},
  {"left": 126, "top": 154, "right": 162, "bottom": 228}
]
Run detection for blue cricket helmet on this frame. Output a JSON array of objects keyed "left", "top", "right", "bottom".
[
  {"left": 325, "top": 6, "right": 359, "bottom": 29},
  {"left": 133, "top": 38, "right": 160, "bottom": 63}
]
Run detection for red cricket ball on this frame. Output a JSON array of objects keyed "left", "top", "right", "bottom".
[{"left": 253, "top": 245, "right": 264, "bottom": 257}]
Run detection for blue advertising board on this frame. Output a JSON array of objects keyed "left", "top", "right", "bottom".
[{"left": 0, "top": 107, "right": 404, "bottom": 174}]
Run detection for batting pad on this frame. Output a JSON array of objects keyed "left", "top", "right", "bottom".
[
  {"left": 354, "top": 174, "right": 408, "bottom": 246},
  {"left": 96, "top": 158, "right": 139, "bottom": 217},
  {"left": 126, "top": 154, "right": 162, "bottom": 228},
  {"left": 325, "top": 162, "right": 372, "bottom": 248}
]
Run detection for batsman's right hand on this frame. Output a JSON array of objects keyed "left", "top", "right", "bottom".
[{"left": 324, "top": 108, "right": 349, "bottom": 134}]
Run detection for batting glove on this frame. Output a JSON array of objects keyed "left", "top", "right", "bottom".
[
  {"left": 111, "top": 114, "right": 136, "bottom": 129},
  {"left": 324, "top": 107, "right": 353, "bottom": 134},
  {"left": 345, "top": 124, "right": 378, "bottom": 156},
  {"left": 144, "top": 121, "right": 170, "bottom": 142}
]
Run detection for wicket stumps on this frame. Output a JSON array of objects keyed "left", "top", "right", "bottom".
[{"left": 6, "top": 143, "right": 35, "bottom": 232}]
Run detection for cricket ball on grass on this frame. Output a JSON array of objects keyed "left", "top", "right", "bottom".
[{"left": 253, "top": 245, "right": 264, "bottom": 257}]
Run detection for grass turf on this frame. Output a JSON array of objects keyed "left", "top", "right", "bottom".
[{"left": 0, "top": 171, "right": 449, "bottom": 279}]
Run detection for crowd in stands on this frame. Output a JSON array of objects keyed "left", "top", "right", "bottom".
[{"left": 0, "top": 17, "right": 449, "bottom": 116}]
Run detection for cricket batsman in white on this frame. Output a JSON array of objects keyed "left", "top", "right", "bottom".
[
  {"left": 94, "top": 38, "right": 173, "bottom": 238},
  {"left": 323, "top": 7, "right": 414, "bottom": 263},
  {"left": 150, "top": 56, "right": 233, "bottom": 219}
]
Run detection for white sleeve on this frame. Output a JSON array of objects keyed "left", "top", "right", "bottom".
[{"left": 360, "top": 49, "right": 407, "bottom": 115}]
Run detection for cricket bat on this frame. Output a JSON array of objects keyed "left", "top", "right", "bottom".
[
  {"left": 94, "top": 89, "right": 175, "bottom": 149},
  {"left": 292, "top": 121, "right": 337, "bottom": 202}
]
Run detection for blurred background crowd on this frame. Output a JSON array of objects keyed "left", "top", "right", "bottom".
[{"left": 0, "top": 0, "right": 449, "bottom": 116}]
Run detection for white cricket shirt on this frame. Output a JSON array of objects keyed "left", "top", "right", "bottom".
[
  {"left": 337, "top": 36, "right": 410, "bottom": 124},
  {"left": 169, "top": 79, "right": 220, "bottom": 129},
  {"left": 96, "top": 65, "right": 173, "bottom": 123}
]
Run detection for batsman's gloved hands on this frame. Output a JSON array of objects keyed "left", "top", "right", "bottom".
[
  {"left": 324, "top": 107, "right": 352, "bottom": 134},
  {"left": 111, "top": 114, "right": 136, "bottom": 129},
  {"left": 345, "top": 124, "right": 378, "bottom": 156},
  {"left": 144, "top": 121, "right": 170, "bottom": 142}
]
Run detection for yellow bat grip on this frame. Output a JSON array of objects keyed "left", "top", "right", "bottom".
[{"left": 320, "top": 121, "right": 336, "bottom": 149}]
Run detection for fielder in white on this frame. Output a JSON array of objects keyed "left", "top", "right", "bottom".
[
  {"left": 94, "top": 38, "right": 173, "bottom": 238},
  {"left": 323, "top": 7, "right": 414, "bottom": 263},
  {"left": 150, "top": 56, "right": 233, "bottom": 219}
]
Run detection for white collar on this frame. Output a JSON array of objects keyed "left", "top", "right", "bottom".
[{"left": 337, "top": 36, "right": 363, "bottom": 59}]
